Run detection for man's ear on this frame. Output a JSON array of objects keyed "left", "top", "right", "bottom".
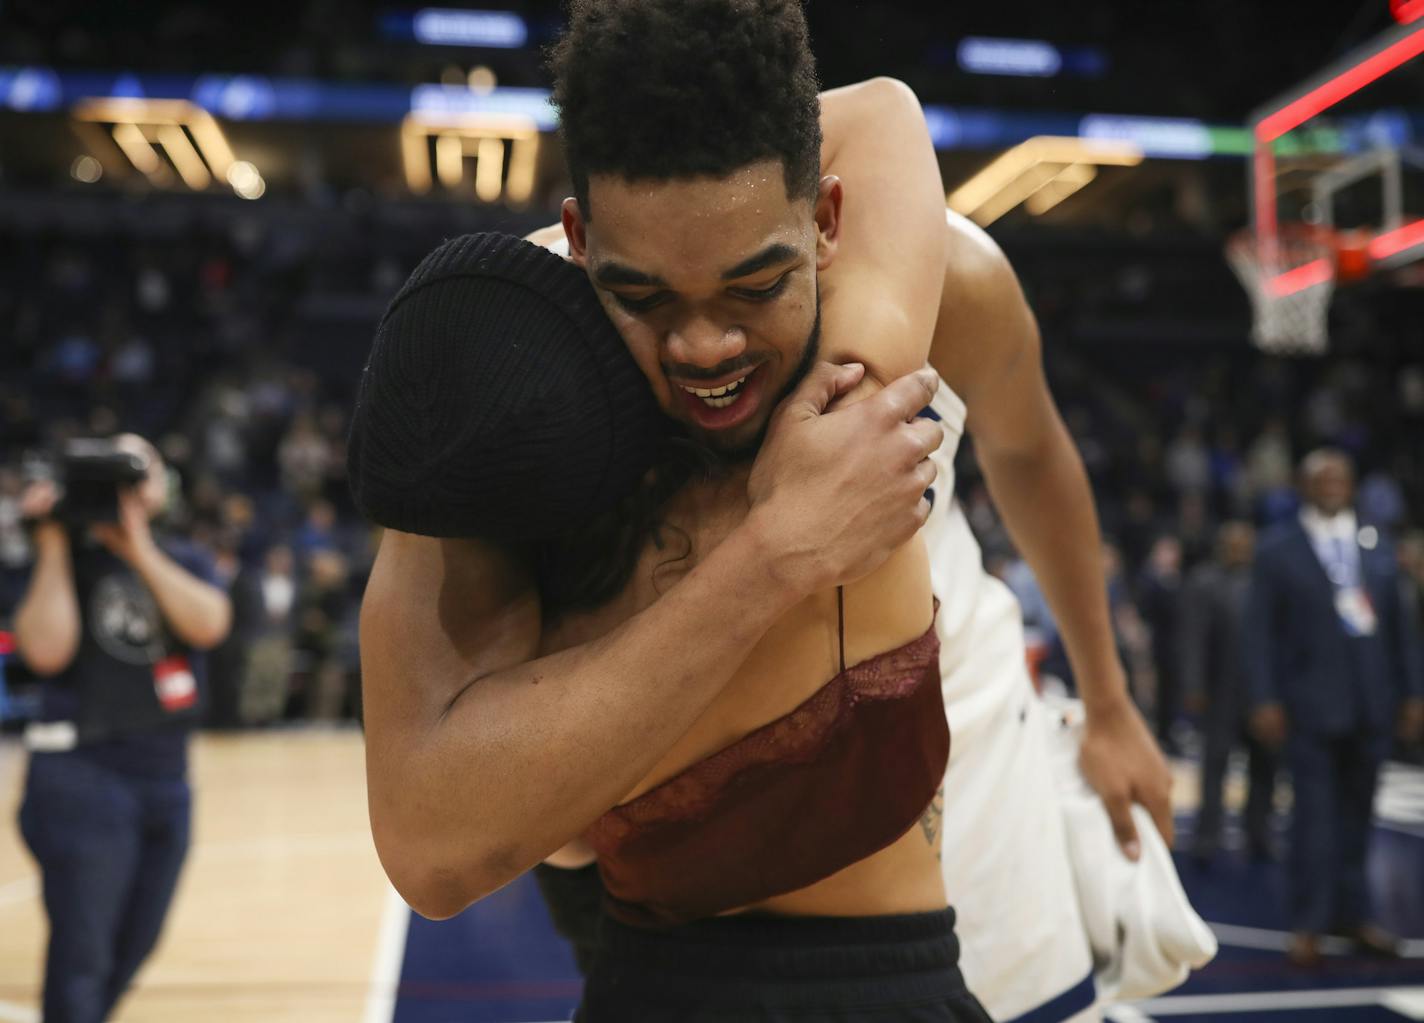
[
  {"left": 813, "top": 175, "right": 843, "bottom": 272},
  {"left": 561, "top": 198, "right": 590, "bottom": 267}
]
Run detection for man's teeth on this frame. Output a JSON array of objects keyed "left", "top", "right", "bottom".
[{"left": 681, "top": 374, "right": 748, "bottom": 408}]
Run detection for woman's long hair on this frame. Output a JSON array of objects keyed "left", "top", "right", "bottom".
[{"left": 529, "top": 432, "right": 721, "bottom": 624}]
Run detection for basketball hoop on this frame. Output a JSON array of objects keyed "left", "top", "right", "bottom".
[{"left": 1226, "top": 225, "right": 1338, "bottom": 356}]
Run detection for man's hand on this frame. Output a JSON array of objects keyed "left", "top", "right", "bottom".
[
  {"left": 1250, "top": 702, "right": 1288, "bottom": 751},
  {"left": 1079, "top": 689, "right": 1173, "bottom": 861},
  {"left": 1399, "top": 697, "right": 1424, "bottom": 745},
  {"left": 91, "top": 487, "right": 156, "bottom": 566},
  {"left": 746, "top": 362, "right": 942, "bottom": 597},
  {"left": 19, "top": 480, "right": 62, "bottom": 531}
]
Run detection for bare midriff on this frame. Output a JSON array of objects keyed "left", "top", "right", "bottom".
[{"left": 540, "top": 462, "right": 947, "bottom": 919}]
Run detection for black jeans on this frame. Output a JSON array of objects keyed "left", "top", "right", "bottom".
[{"left": 19, "top": 751, "right": 191, "bottom": 1023}]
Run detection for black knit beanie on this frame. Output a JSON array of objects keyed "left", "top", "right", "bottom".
[{"left": 347, "top": 232, "right": 669, "bottom": 541}]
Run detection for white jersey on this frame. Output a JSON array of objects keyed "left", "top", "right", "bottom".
[{"left": 922, "top": 379, "right": 1098, "bottom": 1022}]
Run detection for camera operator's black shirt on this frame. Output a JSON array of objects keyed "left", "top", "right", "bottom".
[{"left": 39, "top": 529, "right": 218, "bottom": 779}]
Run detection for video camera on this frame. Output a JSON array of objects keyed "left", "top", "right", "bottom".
[{"left": 25, "top": 439, "right": 150, "bottom": 527}]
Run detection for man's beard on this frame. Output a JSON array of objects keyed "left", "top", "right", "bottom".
[{"left": 711, "top": 291, "right": 822, "bottom": 465}]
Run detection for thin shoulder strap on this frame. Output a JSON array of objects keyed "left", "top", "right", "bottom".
[{"left": 836, "top": 585, "right": 846, "bottom": 674}]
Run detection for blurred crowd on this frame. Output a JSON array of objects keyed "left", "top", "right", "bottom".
[
  {"left": 2, "top": 195, "right": 1423, "bottom": 749},
  {"left": 964, "top": 337, "right": 1424, "bottom": 760}
]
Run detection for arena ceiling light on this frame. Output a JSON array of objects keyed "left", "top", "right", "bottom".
[
  {"left": 409, "top": 8, "right": 528, "bottom": 47},
  {"left": 70, "top": 97, "right": 262, "bottom": 197},
  {"left": 957, "top": 37, "right": 1062, "bottom": 77},
  {"left": 400, "top": 111, "right": 539, "bottom": 203},
  {"left": 947, "top": 136, "right": 1143, "bottom": 226}
]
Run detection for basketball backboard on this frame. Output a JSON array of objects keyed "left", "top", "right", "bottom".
[{"left": 1232, "top": 16, "right": 1424, "bottom": 352}]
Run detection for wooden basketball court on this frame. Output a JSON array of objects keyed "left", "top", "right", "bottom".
[{"left": 0, "top": 729, "right": 395, "bottom": 1023}]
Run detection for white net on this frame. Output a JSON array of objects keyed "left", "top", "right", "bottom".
[{"left": 1226, "top": 229, "right": 1335, "bottom": 356}]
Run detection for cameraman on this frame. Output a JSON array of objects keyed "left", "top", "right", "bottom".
[{"left": 12, "top": 433, "right": 231, "bottom": 1023}]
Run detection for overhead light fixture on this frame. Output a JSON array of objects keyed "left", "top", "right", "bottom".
[
  {"left": 70, "top": 155, "right": 103, "bottom": 183},
  {"left": 227, "top": 160, "right": 266, "bottom": 199},
  {"left": 1024, "top": 163, "right": 1098, "bottom": 216},
  {"left": 401, "top": 111, "right": 539, "bottom": 204},
  {"left": 71, "top": 98, "right": 248, "bottom": 194},
  {"left": 411, "top": 8, "right": 528, "bottom": 48},
  {"left": 947, "top": 136, "right": 1142, "bottom": 226},
  {"left": 957, "top": 37, "right": 1062, "bottom": 77}
]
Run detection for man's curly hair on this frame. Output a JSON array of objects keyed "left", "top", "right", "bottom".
[{"left": 550, "top": 0, "right": 822, "bottom": 218}]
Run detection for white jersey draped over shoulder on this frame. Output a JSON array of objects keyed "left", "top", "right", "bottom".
[{"left": 920, "top": 378, "right": 1097, "bottom": 1023}]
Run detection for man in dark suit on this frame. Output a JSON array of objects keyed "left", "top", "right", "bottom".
[
  {"left": 1246, "top": 449, "right": 1424, "bottom": 968},
  {"left": 1182, "top": 521, "right": 1278, "bottom": 865}
]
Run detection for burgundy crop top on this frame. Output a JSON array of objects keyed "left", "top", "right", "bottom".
[{"left": 584, "top": 593, "right": 949, "bottom": 928}]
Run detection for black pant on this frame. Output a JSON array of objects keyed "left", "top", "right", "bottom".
[
  {"left": 1287, "top": 728, "right": 1389, "bottom": 933},
  {"left": 532, "top": 861, "right": 605, "bottom": 975},
  {"left": 19, "top": 751, "right": 191, "bottom": 1023},
  {"left": 1196, "top": 720, "right": 1278, "bottom": 854},
  {"left": 577, "top": 907, "right": 992, "bottom": 1022}
]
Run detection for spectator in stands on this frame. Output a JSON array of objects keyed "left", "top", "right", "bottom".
[
  {"left": 1138, "top": 535, "right": 1185, "bottom": 754},
  {"left": 240, "top": 544, "right": 297, "bottom": 725},
  {"left": 11, "top": 433, "right": 231, "bottom": 1023},
  {"left": 1165, "top": 424, "right": 1210, "bottom": 496},
  {"left": 278, "top": 411, "right": 333, "bottom": 502},
  {"left": 1244, "top": 417, "right": 1292, "bottom": 507},
  {"left": 1400, "top": 531, "right": 1424, "bottom": 765},
  {"left": 291, "top": 547, "right": 352, "bottom": 720},
  {"left": 1180, "top": 521, "right": 1276, "bottom": 866},
  {"left": 1246, "top": 449, "right": 1424, "bottom": 968},
  {"left": 293, "top": 499, "right": 340, "bottom": 563}
]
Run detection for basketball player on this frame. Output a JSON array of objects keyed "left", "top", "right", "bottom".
[
  {"left": 530, "top": 3, "right": 1168, "bottom": 1018},
  {"left": 357, "top": 2, "right": 1168, "bottom": 1019}
]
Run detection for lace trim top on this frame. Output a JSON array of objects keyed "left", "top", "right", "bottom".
[{"left": 585, "top": 604, "right": 948, "bottom": 928}]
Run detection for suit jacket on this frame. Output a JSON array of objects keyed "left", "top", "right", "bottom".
[{"left": 1246, "top": 519, "right": 1424, "bottom": 735}]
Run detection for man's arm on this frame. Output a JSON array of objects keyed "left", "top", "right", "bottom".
[
  {"left": 13, "top": 521, "right": 81, "bottom": 676},
  {"left": 363, "top": 363, "right": 942, "bottom": 919},
  {"left": 128, "top": 545, "right": 232, "bottom": 650},
  {"left": 815, "top": 78, "right": 946, "bottom": 383},
  {"left": 1383, "top": 554, "right": 1424, "bottom": 742},
  {"left": 92, "top": 489, "right": 232, "bottom": 650},
  {"left": 931, "top": 211, "right": 1173, "bottom": 857}
]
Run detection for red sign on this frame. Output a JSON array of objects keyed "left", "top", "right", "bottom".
[{"left": 1393, "top": 0, "right": 1424, "bottom": 24}]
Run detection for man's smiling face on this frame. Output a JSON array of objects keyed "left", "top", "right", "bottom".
[{"left": 564, "top": 159, "right": 841, "bottom": 455}]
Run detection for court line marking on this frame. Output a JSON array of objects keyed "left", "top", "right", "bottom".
[
  {"left": 1208, "top": 920, "right": 1424, "bottom": 958},
  {"left": 1131, "top": 985, "right": 1424, "bottom": 1016},
  {"left": 1104, "top": 1005, "right": 1158, "bottom": 1022},
  {"left": 0, "top": 1000, "right": 39, "bottom": 1023},
  {"left": 361, "top": 882, "right": 411, "bottom": 1023},
  {"left": 1381, "top": 988, "right": 1424, "bottom": 1020}
]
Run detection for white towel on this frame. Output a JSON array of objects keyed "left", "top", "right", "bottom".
[{"left": 1045, "top": 695, "right": 1218, "bottom": 1003}]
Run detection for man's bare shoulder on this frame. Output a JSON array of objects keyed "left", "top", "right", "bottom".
[
  {"left": 931, "top": 210, "right": 1038, "bottom": 402},
  {"left": 941, "top": 210, "right": 1022, "bottom": 316}
]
